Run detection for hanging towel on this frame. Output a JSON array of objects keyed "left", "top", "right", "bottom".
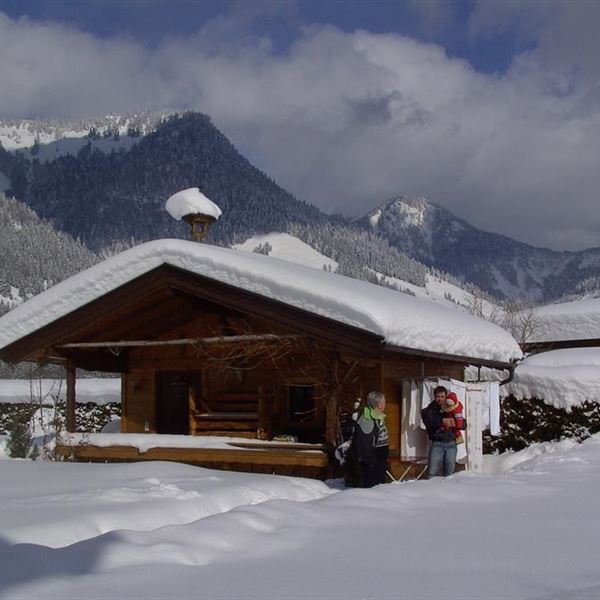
[
  {"left": 489, "top": 381, "right": 501, "bottom": 436},
  {"left": 408, "top": 380, "right": 419, "bottom": 427},
  {"left": 480, "top": 383, "right": 491, "bottom": 430},
  {"left": 415, "top": 380, "right": 425, "bottom": 428},
  {"left": 449, "top": 378, "right": 467, "bottom": 398},
  {"left": 400, "top": 379, "right": 429, "bottom": 459},
  {"left": 465, "top": 385, "right": 484, "bottom": 472}
]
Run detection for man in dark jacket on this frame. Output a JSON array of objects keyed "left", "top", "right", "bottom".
[
  {"left": 421, "top": 385, "right": 457, "bottom": 477},
  {"left": 353, "top": 391, "right": 389, "bottom": 488}
]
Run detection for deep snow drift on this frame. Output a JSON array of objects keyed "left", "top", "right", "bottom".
[
  {"left": 1, "top": 436, "right": 600, "bottom": 599},
  {"left": 504, "top": 347, "right": 600, "bottom": 409},
  {"left": 530, "top": 296, "right": 600, "bottom": 343}
]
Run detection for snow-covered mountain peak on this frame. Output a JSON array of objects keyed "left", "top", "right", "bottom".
[
  {"left": 0, "top": 111, "right": 175, "bottom": 158},
  {"left": 364, "top": 195, "right": 440, "bottom": 233},
  {"left": 391, "top": 196, "right": 427, "bottom": 228}
]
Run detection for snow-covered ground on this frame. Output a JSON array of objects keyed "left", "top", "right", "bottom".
[{"left": 1, "top": 436, "right": 600, "bottom": 599}]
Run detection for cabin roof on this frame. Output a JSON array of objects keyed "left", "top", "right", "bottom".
[
  {"left": 503, "top": 347, "right": 600, "bottom": 410},
  {"left": 0, "top": 239, "right": 521, "bottom": 365},
  {"left": 525, "top": 297, "right": 600, "bottom": 347}
]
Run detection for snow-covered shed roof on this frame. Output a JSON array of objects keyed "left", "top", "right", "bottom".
[
  {"left": 528, "top": 297, "right": 600, "bottom": 344},
  {"left": 503, "top": 348, "right": 600, "bottom": 409},
  {"left": 0, "top": 239, "right": 522, "bottom": 364}
]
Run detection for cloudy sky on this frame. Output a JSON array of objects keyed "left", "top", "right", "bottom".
[{"left": 0, "top": 0, "right": 599, "bottom": 251}]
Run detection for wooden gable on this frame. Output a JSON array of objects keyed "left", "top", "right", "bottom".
[{"left": 0, "top": 264, "right": 385, "bottom": 368}]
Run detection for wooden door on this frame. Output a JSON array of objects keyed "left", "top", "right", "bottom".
[{"left": 155, "top": 371, "right": 200, "bottom": 435}]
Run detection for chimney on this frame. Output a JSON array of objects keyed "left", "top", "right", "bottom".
[{"left": 165, "top": 188, "right": 222, "bottom": 242}]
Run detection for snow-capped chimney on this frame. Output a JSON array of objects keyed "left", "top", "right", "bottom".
[{"left": 165, "top": 188, "right": 222, "bottom": 242}]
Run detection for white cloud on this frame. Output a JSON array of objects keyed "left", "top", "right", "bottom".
[{"left": 0, "top": 8, "right": 599, "bottom": 251}]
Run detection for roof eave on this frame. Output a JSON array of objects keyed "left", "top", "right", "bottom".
[
  {"left": 522, "top": 338, "right": 600, "bottom": 352},
  {"left": 383, "top": 343, "right": 518, "bottom": 371}
]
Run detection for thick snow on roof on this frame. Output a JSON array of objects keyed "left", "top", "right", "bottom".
[
  {"left": 165, "top": 188, "right": 222, "bottom": 221},
  {"left": 529, "top": 297, "right": 600, "bottom": 343},
  {"left": 504, "top": 348, "right": 600, "bottom": 409},
  {"left": 0, "top": 239, "right": 521, "bottom": 363}
]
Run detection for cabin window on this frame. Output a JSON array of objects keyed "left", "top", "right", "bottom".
[{"left": 288, "top": 385, "right": 316, "bottom": 423}]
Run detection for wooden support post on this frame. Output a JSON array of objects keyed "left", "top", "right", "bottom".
[
  {"left": 66, "top": 364, "right": 76, "bottom": 433},
  {"left": 325, "top": 391, "right": 339, "bottom": 447}
]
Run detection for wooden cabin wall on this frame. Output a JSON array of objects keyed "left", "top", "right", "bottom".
[
  {"left": 123, "top": 330, "right": 339, "bottom": 441},
  {"left": 122, "top": 370, "right": 156, "bottom": 433},
  {"left": 382, "top": 356, "right": 465, "bottom": 381},
  {"left": 120, "top": 306, "right": 465, "bottom": 452},
  {"left": 383, "top": 377, "right": 401, "bottom": 455}
]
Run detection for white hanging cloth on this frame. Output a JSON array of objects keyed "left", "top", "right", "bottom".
[
  {"left": 465, "top": 384, "right": 484, "bottom": 472},
  {"left": 400, "top": 379, "right": 429, "bottom": 460},
  {"left": 488, "top": 381, "right": 501, "bottom": 436},
  {"left": 408, "top": 380, "right": 419, "bottom": 427}
]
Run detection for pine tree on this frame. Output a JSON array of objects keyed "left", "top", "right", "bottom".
[{"left": 6, "top": 413, "right": 37, "bottom": 459}]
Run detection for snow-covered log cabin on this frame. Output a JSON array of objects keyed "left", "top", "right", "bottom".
[{"left": 0, "top": 239, "right": 522, "bottom": 478}]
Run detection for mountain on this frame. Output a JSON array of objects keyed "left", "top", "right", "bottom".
[
  {"left": 0, "top": 111, "right": 437, "bottom": 296},
  {"left": 3, "top": 111, "right": 600, "bottom": 303},
  {"left": 0, "top": 112, "right": 327, "bottom": 250},
  {"left": 357, "top": 196, "right": 600, "bottom": 301},
  {"left": 0, "top": 193, "right": 97, "bottom": 316}
]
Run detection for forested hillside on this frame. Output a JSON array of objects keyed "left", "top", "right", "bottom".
[
  {"left": 0, "top": 193, "right": 97, "bottom": 315},
  {"left": 0, "top": 113, "right": 326, "bottom": 250}
]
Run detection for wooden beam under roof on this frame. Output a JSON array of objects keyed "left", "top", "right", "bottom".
[{"left": 58, "top": 333, "right": 305, "bottom": 349}]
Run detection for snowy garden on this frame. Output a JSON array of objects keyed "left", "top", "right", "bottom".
[{"left": 1, "top": 435, "right": 600, "bottom": 599}]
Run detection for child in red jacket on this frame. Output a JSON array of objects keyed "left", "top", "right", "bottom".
[{"left": 441, "top": 391, "right": 465, "bottom": 444}]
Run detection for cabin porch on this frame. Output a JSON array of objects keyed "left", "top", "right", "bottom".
[{"left": 55, "top": 433, "right": 329, "bottom": 479}]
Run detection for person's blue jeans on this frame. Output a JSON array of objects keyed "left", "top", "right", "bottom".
[{"left": 427, "top": 440, "right": 457, "bottom": 477}]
